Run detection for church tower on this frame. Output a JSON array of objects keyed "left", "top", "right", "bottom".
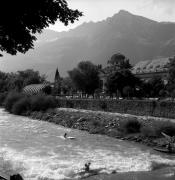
[
  {"left": 54, "top": 68, "right": 60, "bottom": 83},
  {"left": 54, "top": 68, "right": 61, "bottom": 95}
]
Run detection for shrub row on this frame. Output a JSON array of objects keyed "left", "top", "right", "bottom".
[
  {"left": 119, "top": 118, "right": 175, "bottom": 137},
  {"left": 4, "top": 92, "right": 58, "bottom": 115},
  {"left": 58, "top": 98, "right": 175, "bottom": 118}
]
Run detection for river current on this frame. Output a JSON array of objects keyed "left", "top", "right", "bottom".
[{"left": 0, "top": 109, "right": 175, "bottom": 180}]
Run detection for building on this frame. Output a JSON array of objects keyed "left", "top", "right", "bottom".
[
  {"left": 53, "top": 68, "right": 62, "bottom": 95},
  {"left": 99, "top": 57, "right": 171, "bottom": 91},
  {"left": 132, "top": 57, "right": 170, "bottom": 83},
  {"left": 23, "top": 83, "right": 51, "bottom": 95}
]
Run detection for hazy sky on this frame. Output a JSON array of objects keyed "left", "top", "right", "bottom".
[{"left": 49, "top": 0, "right": 175, "bottom": 32}]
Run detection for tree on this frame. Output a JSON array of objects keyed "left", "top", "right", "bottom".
[
  {"left": 68, "top": 61, "right": 100, "bottom": 95},
  {"left": 106, "top": 70, "right": 140, "bottom": 97},
  {"left": 142, "top": 76, "right": 165, "bottom": 97},
  {"left": 123, "top": 86, "right": 133, "bottom": 99},
  {"left": 105, "top": 53, "right": 140, "bottom": 97},
  {"left": 17, "top": 69, "right": 46, "bottom": 87},
  {"left": 0, "top": 69, "right": 46, "bottom": 92},
  {"left": 108, "top": 53, "right": 132, "bottom": 70},
  {"left": 61, "top": 77, "right": 76, "bottom": 95},
  {"left": 0, "top": 71, "right": 9, "bottom": 92},
  {"left": 0, "top": 0, "right": 82, "bottom": 56}
]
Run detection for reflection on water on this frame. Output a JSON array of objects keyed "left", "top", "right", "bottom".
[{"left": 0, "top": 109, "right": 175, "bottom": 180}]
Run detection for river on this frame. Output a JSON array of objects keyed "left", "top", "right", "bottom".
[{"left": 0, "top": 109, "right": 175, "bottom": 180}]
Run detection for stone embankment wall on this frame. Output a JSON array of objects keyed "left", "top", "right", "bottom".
[{"left": 57, "top": 99, "right": 175, "bottom": 119}]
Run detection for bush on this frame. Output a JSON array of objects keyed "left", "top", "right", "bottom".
[
  {"left": 91, "top": 119, "right": 101, "bottom": 127},
  {"left": 120, "top": 118, "right": 141, "bottom": 134},
  {"left": 154, "top": 121, "right": 175, "bottom": 137},
  {"left": 141, "top": 125, "right": 157, "bottom": 137},
  {"left": 4, "top": 92, "right": 24, "bottom": 112},
  {"left": 160, "top": 125, "right": 175, "bottom": 137},
  {"left": 4, "top": 92, "right": 58, "bottom": 114},
  {"left": 66, "top": 100, "right": 74, "bottom": 108},
  {"left": 99, "top": 101, "right": 107, "bottom": 110},
  {"left": 141, "top": 120, "right": 175, "bottom": 138},
  {"left": 0, "top": 92, "right": 7, "bottom": 106},
  {"left": 89, "top": 126, "right": 106, "bottom": 134},
  {"left": 12, "top": 97, "right": 31, "bottom": 115},
  {"left": 30, "top": 94, "right": 45, "bottom": 111},
  {"left": 43, "top": 95, "right": 58, "bottom": 110},
  {"left": 30, "top": 94, "right": 57, "bottom": 111}
]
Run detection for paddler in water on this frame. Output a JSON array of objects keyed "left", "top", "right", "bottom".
[
  {"left": 84, "top": 162, "right": 91, "bottom": 172},
  {"left": 64, "top": 133, "right": 67, "bottom": 138}
]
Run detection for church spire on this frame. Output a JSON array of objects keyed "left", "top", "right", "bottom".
[{"left": 54, "top": 68, "right": 60, "bottom": 82}]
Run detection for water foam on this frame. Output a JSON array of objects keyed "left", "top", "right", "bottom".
[
  {"left": 1, "top": 142, "right": 175, "bottom": 180},
  {"left": 0, "top": 147, "right": 72, "bottom": 180}
]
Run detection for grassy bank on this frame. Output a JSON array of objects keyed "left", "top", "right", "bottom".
[{"left": 28, "top": 108, "right": 175, "bottom": 149}]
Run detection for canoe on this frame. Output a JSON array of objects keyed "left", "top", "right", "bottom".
[
  {"left": 67, "top": 136, "right": 76, "bottom": 140},
  {"left": 154, "top": 147, "right": 175, "bottom": 154}
]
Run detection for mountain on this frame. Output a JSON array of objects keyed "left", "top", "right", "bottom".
[{"left": 1, "top": 10, "right": 175, "bottom": 81}]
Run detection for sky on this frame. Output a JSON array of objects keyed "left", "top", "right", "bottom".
[{"left": 49, "top": 0, "right": 175, "bottom": 32}]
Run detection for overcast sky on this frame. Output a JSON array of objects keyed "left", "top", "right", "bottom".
[{"left": 49, "top": 0, "right": 175, "bottom": 32}]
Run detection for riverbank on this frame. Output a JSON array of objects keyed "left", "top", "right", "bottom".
[{"left": 27, "top": 108, "right": 175, "bottom": 150}]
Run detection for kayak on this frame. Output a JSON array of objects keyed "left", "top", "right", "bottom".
[
  {"left": 55, "top": 136, "right": 76, "bottom": 140},
  {"left": 76, "top": 169, "right": 103, "bottom": 178},
  {"left": 154, "top": 147, "right": 175, "bottom": 154},
  {"left": 67, "top": 136, "right": 76, "bottom": 139}
]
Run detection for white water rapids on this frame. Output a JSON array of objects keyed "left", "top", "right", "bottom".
[{"left": 0, "top": 109, "right": 175, "bottom": 180}]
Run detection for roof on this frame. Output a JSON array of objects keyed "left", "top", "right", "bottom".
[
  {"left": 23, "top": 84, "right": 51, "bottom": 95},
  {"left": 132, "top": 57, "right": 170, "bottom": 74}
]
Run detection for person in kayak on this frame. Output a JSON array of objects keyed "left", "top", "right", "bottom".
[
  {"left": 84, "top": 162, "right": 91, "bottom": 172},
  {"left": 64, "top": 133, "right": 67, "bottom": 138}
]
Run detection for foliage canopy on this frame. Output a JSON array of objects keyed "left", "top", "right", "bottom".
[
  {"left": 106, "top": 53, "right": 139, "bottom": 97},
  {"left": 0, "top": 69, "right": 46, "bottom": 92},
  {"left": 0, "top": 0, "right": 82, "bottom": 55},
  {"left": 68, "top": 61, "right": 100, "bottom": 94}
]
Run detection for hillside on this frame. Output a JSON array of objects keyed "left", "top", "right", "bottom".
[{"left": 1, "top": 10, "right": 175, "bottom": 81}]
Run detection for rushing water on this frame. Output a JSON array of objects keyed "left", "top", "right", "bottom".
[{"left": 0, "top": 109, "right": 175, "bottom": 180}]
